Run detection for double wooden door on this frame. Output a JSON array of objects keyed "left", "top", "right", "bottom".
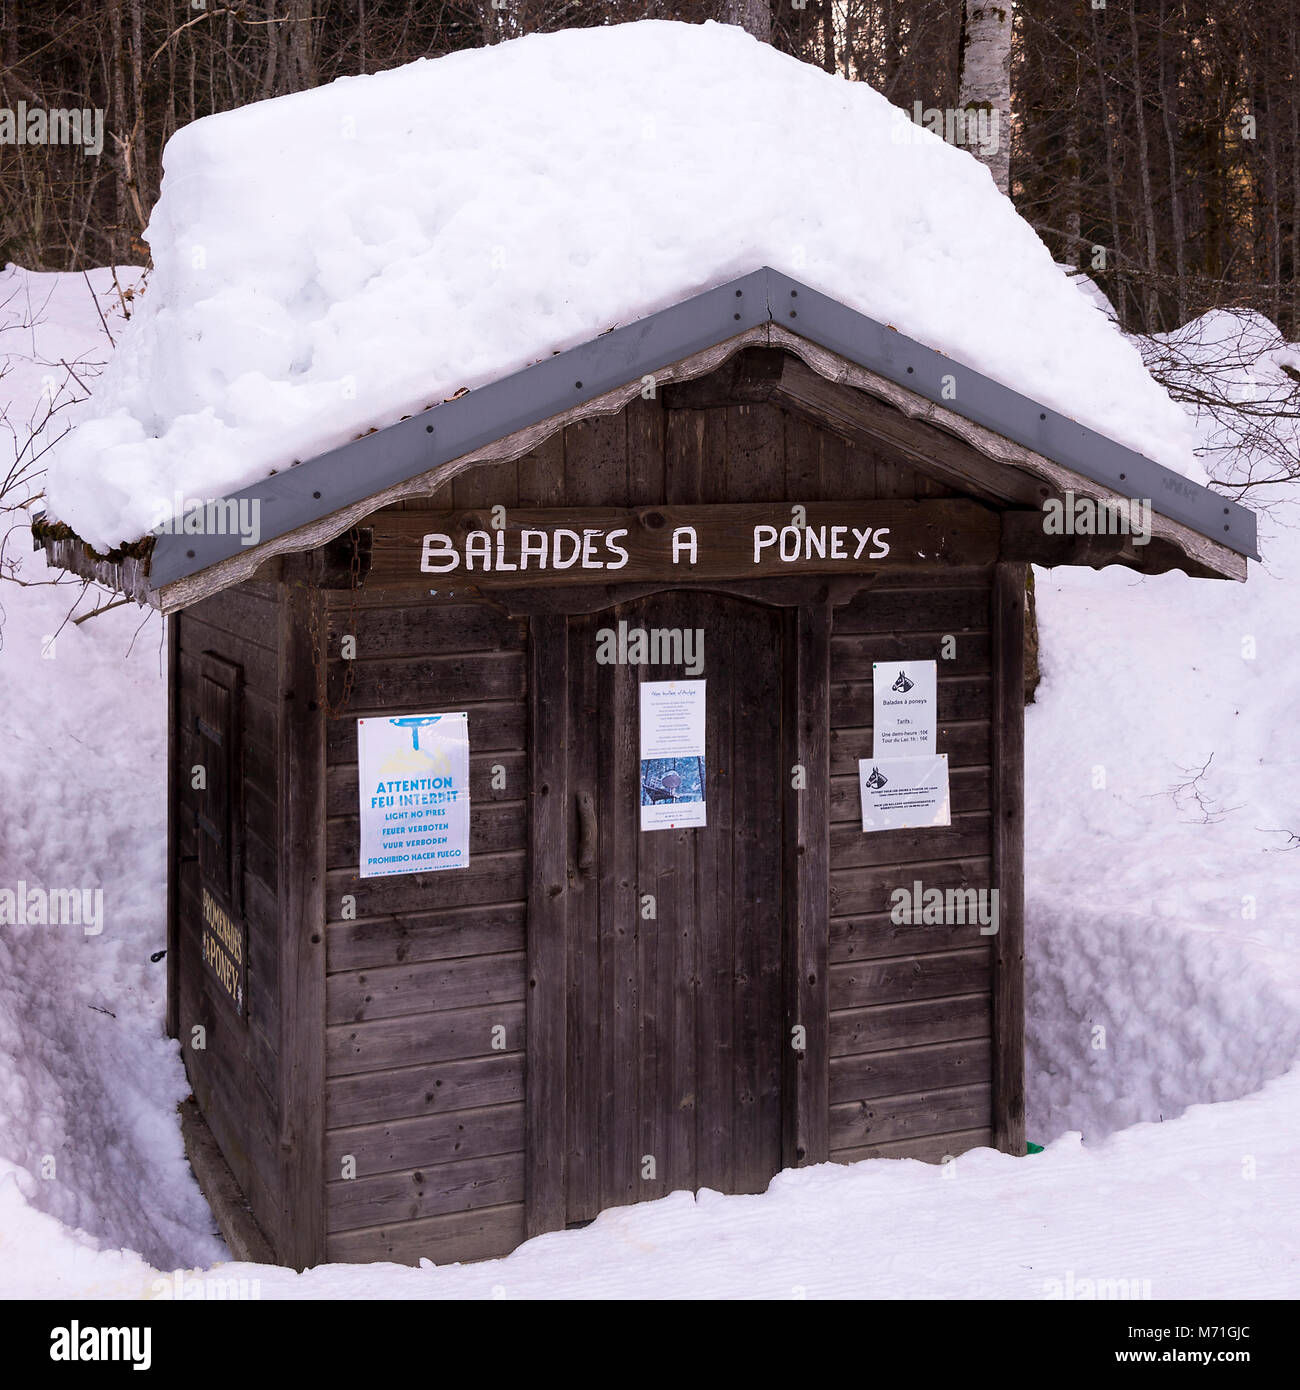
[{"left": 531, "top": 589, "right": 790, "bottom": 1226}]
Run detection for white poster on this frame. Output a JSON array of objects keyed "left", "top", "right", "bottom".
[
  {"left": 639, "top": 680, "right": 707, "bottom": 831},
  {"left": 859, "top": 753, "right": 951, "bottom": 832},
  {"left": 873, "top": 659, "right": 937, "bottom": 755},
  {"left": 357, "top": 712, "right": 470, "bottom": 877}
]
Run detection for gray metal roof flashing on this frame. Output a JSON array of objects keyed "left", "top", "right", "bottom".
[{"left": 146, "top": 265, "right": 1258, "bottom": 588}]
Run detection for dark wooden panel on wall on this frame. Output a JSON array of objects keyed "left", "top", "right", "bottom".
[
  {"left": 830, "top": 856, "right": 994, "bottom": 920},
  {"left": 830, "top": 993, "right": 993, "bottom": 1056},
  {"left": 783, "top": 599, "right": 832, "bottom": 1169},
  {"left": 326, "top": 1053, "right": 524, "bottom": 1131},
  {"left": 326, "top": 901, "right": 526, "bottom": 973},
  {"left": 524, "top": 612, "right": 569, "bottom": 1239},
  {"left": 833, "top": 1127, "right": 995, "bottom": 1165},
  {"left": 328, "top": 999, "right": 525, "bottom": 1077},
  {"left": 830, "top": 1038, "right": 993, "bottom": 1104},
  {"left": 325, "top": 1203, "right": 526, "bottom": 1266},
  {"left": 317, "top": 585, "right": 530, "bottom": 1262},
  {"left": 173, "top": 584, "right": 285, "bottom": 1253},
  {"left": 327, "top": 1151, "right": 524, "bottom": 1232},
  {"left": 275, "top": 558, "right": 328, "bottom": 1269},
  {"left": 823, "top": 564, "right": 998, "bottom": 1169},
  {"left": 326, "top": 951, "right": 527, "bottom": 1026},
  {"left": 325, "top": 1101, "right": 523, "bottom": 1180},
  {"left": 830, "top": 1082, "right": 993, "bottom": 1151}
]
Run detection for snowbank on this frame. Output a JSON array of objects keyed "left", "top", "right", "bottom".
[
  {"left": 1024, "top": 305, "right": 1300, "bottom": 1142},
  {"left": 41, "top": 19, "right": 1200, "bottom": 551},
  {"left": 7, "top": 1070, "right": 1300, "bottom": 1299},
  {"left": 1, "top": 265, "right": 225, "bottom": 1274}
]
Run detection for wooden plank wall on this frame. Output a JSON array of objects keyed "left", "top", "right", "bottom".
[
  {"left": 320, "top": 590, "right": 531, "bottom": 1265},
  {"left": 174, "top": 576, "right": 283, "bottom": 1248},
  {"left": 381, "top": 394, "right": 957, "bottom": 516},
  {"left": 826, "top": 572, "right": 998, "bottom": 1164},
  {"left": 316, "top": 388, "right": 997, "bottom": 1263}
]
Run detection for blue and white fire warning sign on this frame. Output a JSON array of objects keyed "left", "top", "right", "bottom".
[{"left": 357, "top": 711, "right": 470, "bottom": 878}]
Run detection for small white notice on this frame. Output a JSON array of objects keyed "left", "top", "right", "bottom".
[
  {"left": 859, "top": 753, "right": 951, "bottom": 832},
  {"left": 358, "top": 712, "right": 470, "bottom": 877},
  {"left": 873, "top": 659, "right": 937, "bottom": 755},
  {"left": 640, "top": 680, "right": 707, "bottom": 831}
]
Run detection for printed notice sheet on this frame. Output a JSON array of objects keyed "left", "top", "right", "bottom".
[
  {"left": 358, "top": 712, "right": 469, "bottom": 877},
  {"left": 872, "top": 659, "right": 937, "bottom": 754},
  {"left": 639, "top": 680, "right": 707, "bottom": 831},
  {"left": 859, "top": 753, "right": 951, "bottom": 832}
]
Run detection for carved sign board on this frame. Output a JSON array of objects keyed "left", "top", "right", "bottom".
[
  {"left": 362, "top": 502, "right": 1001, "bottom": 590},
  {"left": 200, "top": 886, "right": 246, "bottom": 1016}
]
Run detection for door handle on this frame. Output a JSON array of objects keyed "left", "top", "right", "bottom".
[{"left": 576, "top": 791, "right": 596, "bottom": 875}]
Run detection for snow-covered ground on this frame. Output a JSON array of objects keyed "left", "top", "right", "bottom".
[{"left": 1, "top": 263, "right": 1297, "bottom": 1299}]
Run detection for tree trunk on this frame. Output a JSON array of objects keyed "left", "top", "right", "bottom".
[
  {"left": 1158, "top": 0, "right": 1188, "bottom": 325},
  {"left": 1292, "top": 0, "right": 1300, "bottom": 334},
  {"left": 1127, "top": 2, "right": 1161, "bottom": 330},
  {"left": 107, "top": 0, "right": 128, "bottom": 264},
  {"left": 958, "top": 1, "right": 1012, "bottom": 195},
  {"left": 1091, "top": 7, "right": 1127, "bottom": 326},
  {"left": 726, "top": 0, "right": 770, "bottom": 43}
]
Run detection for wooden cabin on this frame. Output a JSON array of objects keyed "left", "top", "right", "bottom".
[{"left": 37, "top": 269, "right": 1254, "bottom": 1269}]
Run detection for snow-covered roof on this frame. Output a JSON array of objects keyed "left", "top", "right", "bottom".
[{"left": 44, "top": 18, "right": 1205, "bottom": 552}]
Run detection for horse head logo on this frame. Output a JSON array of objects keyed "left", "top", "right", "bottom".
[
  {"left": 891, "top": 670, "right": 915, "bottom": 693},
  {"left": 864, "top": 766, "right": 888, "bottom": 790}
]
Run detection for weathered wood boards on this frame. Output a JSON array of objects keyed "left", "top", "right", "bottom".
[
  {"left": 167, "top": 351, "right": 1029, "bottom": 1270},
  {"left": 826, "top": 573, "right": 999, "bottom": 1164},
  {"left": 363, "top": 501, "right": 1001, "bottom": 589}
]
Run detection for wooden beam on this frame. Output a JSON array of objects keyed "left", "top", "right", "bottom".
[
  {"left": 486, "top": 575, "right": 875, "bottom": 618},
  {"left": 782, "top": 599, "right": 832, "bottom": 1168},
  {"left": 1000, "top": 511, "right": 1226, "bottom": 579},
  {"left": 525, "top": 613, "right": 570, "bottom": 1238},
  {"left": 990, "top": 562, "right": 1027, "bottom": 1156},
  {"left": 362, "top": 501, "right": 1002, "bottom": 591},
  {"left": 275, "top": 558, "right": 327, "bottom": 1268},
  {"left": 770, "top": 354, "right": 1049, "bottom": 508}
]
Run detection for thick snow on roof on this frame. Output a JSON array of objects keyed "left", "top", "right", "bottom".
[{"left": 43, "top": 19, "right": 1203, "bottom": 551}]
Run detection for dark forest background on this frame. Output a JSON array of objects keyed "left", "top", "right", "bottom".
[{"left": 1, "top": 0, "right": 1297, "bottom": 341}]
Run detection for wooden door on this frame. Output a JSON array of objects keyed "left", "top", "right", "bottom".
[{"left": 558, "top": 590, "right": 786, "bottom": 1223}]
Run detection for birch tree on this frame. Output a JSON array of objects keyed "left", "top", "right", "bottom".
[
  {"left": 958, "top": 1, "right": 1012, "bottom": 195},
  {"left": 726, "top": 0, "right": 771, "bottom": 42}
]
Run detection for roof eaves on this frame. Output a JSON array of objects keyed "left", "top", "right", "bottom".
[{"left": 143, "top": 265, "right": 1257, "bottom": 589}]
